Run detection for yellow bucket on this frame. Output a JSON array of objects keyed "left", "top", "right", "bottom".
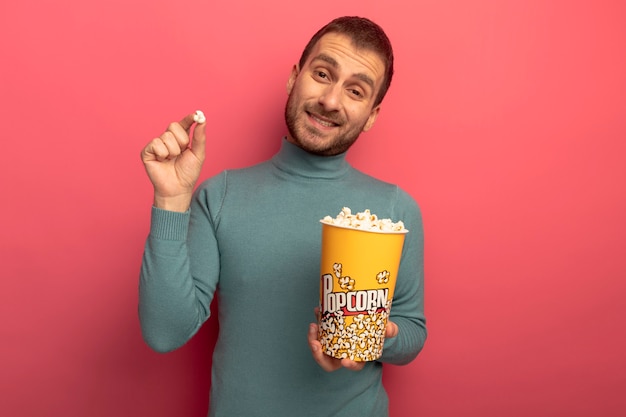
[{"left": 318, "top": 222, "right": 407, "bottom": 361}]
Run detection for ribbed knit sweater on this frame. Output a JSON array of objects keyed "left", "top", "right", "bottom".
[{"left": 139, "top": 138, "right": 426, "bottom": 417}]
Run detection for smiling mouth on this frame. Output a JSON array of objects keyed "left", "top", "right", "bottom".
[{"left": 307, "top": 112, "right": 340, "bottom": 128}]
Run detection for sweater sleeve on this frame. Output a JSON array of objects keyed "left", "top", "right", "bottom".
[
  {"left": 138, "top": 175, "right": 224, "bottom": 353},
  {"left": 378, "top": 188, "right": 427, "bottom": 365}
]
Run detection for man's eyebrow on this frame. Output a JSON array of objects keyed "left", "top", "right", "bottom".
[
  {"left": 311, "top": 53, "right": 376, "bottom": 91},
  {"left": 313, "top": 53, "right": 339, "bottom": 68}
]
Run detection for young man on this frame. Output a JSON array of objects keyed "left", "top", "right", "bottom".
[{"left": 140, "top": 16, "right": 426, "bottom": 417}]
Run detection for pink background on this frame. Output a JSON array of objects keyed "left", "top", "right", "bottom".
[{"left": 2, "top": 0, "right": 625, "bottom": 416}]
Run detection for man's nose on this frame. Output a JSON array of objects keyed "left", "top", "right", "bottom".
[{"left": 318, "top": 84, "right": 342, "bottom": 111}]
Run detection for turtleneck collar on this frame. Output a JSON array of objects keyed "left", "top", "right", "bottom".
[{"left": 271, "top": 137, "right": 352, "bottom": 179}]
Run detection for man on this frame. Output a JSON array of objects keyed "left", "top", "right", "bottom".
[{"left": 139, "top": 16, "right": 426, "bottom": 417}]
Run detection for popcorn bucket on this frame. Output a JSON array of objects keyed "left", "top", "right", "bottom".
[{"left": 318, "top": 222, "right": 408, "bottom": 361}]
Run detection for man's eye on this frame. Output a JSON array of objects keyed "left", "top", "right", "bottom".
[
  {"left": 316, "top": 71, "right": 328, "bottom": 79},
  {"left": 350, "top": 89, "right": 362, "bottom": 97}
]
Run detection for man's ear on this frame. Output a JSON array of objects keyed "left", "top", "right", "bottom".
[
  {"left": 363, "top": 105, "right": 381, "bottom": 132},
  {"left": 287, "top": 64, "right": 299, "bottom": 94}
]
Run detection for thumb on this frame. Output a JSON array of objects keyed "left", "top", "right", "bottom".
[
  {"left": 191, "top": 118, "right": 207, "bottom": 161},
  {"left": 178, "top": 111, "right": 207, "bottom": 161},
  {"left": 385, "top": 320, "right": 399, "bottom": 339}
]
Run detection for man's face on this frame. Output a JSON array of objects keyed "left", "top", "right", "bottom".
[{"left": 285, "top": 33, "right": 385, "bottom": 156}]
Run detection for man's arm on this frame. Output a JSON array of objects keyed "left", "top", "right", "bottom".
[
  {"left": 138, "top": 112, "right": 217, "bottom": 352},
  {"left": 378, "top": 191, "right": 427, "bottom": 364}
]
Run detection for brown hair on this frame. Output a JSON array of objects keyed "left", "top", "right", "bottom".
[{"left": 298, "top": 16, "right": 394, "bottom": 107}]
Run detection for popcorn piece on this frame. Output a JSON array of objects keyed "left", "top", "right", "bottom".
[
  {"left": 193, "top": 110, "right": 206, "bottom": 124},
  {"left": 338, "top": 276, "right": 355, "bottom": 291},
  {"left": 320, "top": 207, "right": 407, "bottom": 233},
  {"left": 376, "top": 270, "right": 390, "bottom": 284}
]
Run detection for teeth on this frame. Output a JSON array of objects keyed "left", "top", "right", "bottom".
[{"left": 312, "top": 115, "right": 335, "bottom": 127}]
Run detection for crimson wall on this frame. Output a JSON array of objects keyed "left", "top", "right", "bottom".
[{"left": 2, "top": 1, "right": 625, "bottom": 416}]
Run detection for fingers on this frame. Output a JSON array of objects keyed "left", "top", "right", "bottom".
[
  {"left": 164, "top": 120, "right": 191, "bottom": 151},
  {"left": 159, "top": 129, "right": 186, "bottom": 159},
  {"left": 340, "top": 358, "right": 365, "bottom": 371},
  {"left": 141, "top": 129, "right": 186, "bottom": 163},
  {"left": 177, "top": 111, "right": 202, "bottom": 131},
  {"left": 174, "top": 111, "right": 207, "bottom": 161},
  {"left": 141, "top": 111, "right": 206, "bottom": 163},
  {"left": 141, "top": 137, "right": 169, "bottom": 163},
  {"left": 385, "top": 320, "right": 399, "bottom": 339},
  {"left": 308, "top": 323, "right": 339, "bottom": 372},
  {"left": 313, "top": 306, "right": 321, "bottom": 322}
]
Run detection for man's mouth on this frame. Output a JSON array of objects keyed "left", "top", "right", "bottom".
[{"left": 307, "top": 112, "right": 340, "bottom": 128}]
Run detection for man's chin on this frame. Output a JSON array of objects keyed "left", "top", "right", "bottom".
[
  {"left": 287, "top": 125, "right": 357, "bottom": 156},
  {"left": 288, "top": 130, "right": 327, "bottom": 150},
  {"left": 302, "top": 140, "right": 353, "bottom": 157},
  {"left": 296, "top": 140, "right": 331, "bottom": 156}
]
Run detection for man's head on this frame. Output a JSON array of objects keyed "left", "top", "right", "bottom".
[
  {"left": 285, "top": 16, "right": 394, "bottom": 156},
  {"left": 298, "top": 16, "right": 394, "bottom": 108}
]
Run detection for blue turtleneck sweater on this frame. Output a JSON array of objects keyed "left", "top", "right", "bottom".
[{"left": 140, "top": 138, "right": 426, "bottom": 417}]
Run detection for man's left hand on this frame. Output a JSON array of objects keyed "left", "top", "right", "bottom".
[{"left": 307, "top": 320, "right": 399, "bottom": 372}]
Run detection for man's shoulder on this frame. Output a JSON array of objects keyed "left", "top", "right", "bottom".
[{"left": 197, "top": 160, "right": 272, "bottom": 187}]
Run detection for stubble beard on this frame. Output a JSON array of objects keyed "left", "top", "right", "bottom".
[{"left": 284, "top": 94, "right": 365, "bottom": 157}]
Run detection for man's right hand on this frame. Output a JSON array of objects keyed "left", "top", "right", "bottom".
[{"left": 140, "top": 112, "right": 206, "bottom": 212}]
